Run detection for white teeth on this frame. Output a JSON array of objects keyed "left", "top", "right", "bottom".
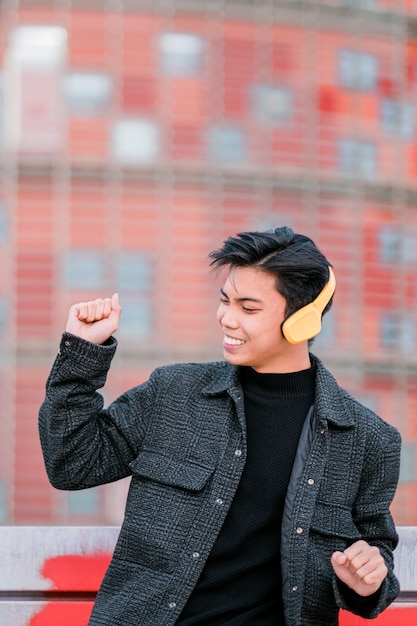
[{"left": 224, "top": 336, "right": 245, "bottom": 346}]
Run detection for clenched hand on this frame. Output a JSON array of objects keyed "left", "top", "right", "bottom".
[
  {"left": 66, "top": 293, "right": 122, "bottom": 345},
  {"left": 331, "top": 540, "right": 387, "bottom": 597}
]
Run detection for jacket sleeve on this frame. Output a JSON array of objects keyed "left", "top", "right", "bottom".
[
  {"left": 38, "top": 332, "right": 157, "bottom": 490},
  {"left": 333, "top": 420, "right": 402, "bottom": 618}
]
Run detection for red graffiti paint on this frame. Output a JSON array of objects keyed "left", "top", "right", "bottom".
[
  {"left": 340, "top": 606, "right": 417, "bottom": 625},
  {"left": 30, "top": 601, "right": 95, "bottom": 626},
  {"left": 29, "top": 553, "right": 112, "bottom": 626},
  {"left": 40, "top": 553, "right": 111, "bottom": 591},
  {"left": 28, "top": 554, "right": 417, "bottom": 626}
]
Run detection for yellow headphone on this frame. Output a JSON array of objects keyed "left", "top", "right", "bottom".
[{"left": 281, "top": 267, "right": 336, "bottom": 344}]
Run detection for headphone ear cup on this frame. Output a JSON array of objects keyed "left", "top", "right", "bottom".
[{"left": 281, "top": 305, "right": 323, "bottom": 344}]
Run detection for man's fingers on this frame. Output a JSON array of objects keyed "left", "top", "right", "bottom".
[{"left": 76, "top": 298, "right": 113, "bottom": 322}]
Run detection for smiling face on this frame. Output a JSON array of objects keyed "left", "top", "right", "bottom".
[{"left": 216, "top": 266, "right": 311, "bottom": 373}]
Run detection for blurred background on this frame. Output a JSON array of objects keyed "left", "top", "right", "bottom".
[{"left": 0, "top": 0, "right": 416, "bottom": 527}]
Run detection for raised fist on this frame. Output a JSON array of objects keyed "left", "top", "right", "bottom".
[{"left": 66, "top": 293, "right": 122, "bottom": 345}]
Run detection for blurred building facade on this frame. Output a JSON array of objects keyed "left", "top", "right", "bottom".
[{"left": 0, "top": 0, "right": 416, "bottom": 526}]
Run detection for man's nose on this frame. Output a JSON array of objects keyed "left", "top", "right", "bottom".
[{"left": 220, "top": 307, "right": 239, "bottom": 328}]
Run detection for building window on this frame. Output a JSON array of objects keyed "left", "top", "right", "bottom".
[
  {"left": 379, "top": 226, "right": 417, "bottom": 264},
  {"left": 381, "top": 313, "right": 400, "bottom": 350},
  {"left": 116, "top": 252, "right": 151, "bottom": 291},
  {"left": 118, "top": 295, "right": 152, "bottom": 338},
  {"left": 399, "top": 441, "right": 417, "bottom": 484},
  {"left": 3, "top": 25, "right": 67, "bottom": 153},
  {"left": 208, "top": 125, "right": 247, "bottom": 163},
  {"left": 381, "top": 312, "right": 414, "bottom": 353},
  {"left": 338, "top": 50, "right": 378, "bottom": 91},
  {"left": 64, "top": 250, "right": 104, "bottom": 290},
  {"left": 111, "top": 119, "right": 159, "bottom": 165},
  {"left": 340, "top": 0, "right": 376, "bottom": 6},
  {"left": 116, "top": 253, "right": 152, "bottom": 338},
  {"left": 314, "top": 309, "right": 336, "bottom": 348},
  {"left": 339, "top": 138, "right": 377, "bottom": 178},
  {"left": 404, "top": 230, "right": 417, "bottom": 264},
  {"left": 158, "top": 32, "right": 203, "bottom": 76},
  {"left": 379, "top": 226, "right": 402, "bottom": 263},
  {"left": 67, "top": 488, "right": 99, "bottom": 516},
  {"left": 251, "top": 84, "right": 293, "bottom": 125},
  {"left": 63, "top": 71, "right": 112, "bottom": 114},
  {"left": 381, "top": 99, "right": 414, "bottom": 139}
]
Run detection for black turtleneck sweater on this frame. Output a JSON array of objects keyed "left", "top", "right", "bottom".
[{"left": 177, "top": 364, "right": 316, "bottom": 625}]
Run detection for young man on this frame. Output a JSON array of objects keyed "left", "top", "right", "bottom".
[{"left": 39, "top": 227, "right": 401, "bottom": 626}]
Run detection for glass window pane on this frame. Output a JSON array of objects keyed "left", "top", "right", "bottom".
[
  {"left": 404, "top": 231, "right": 417, "bottom": 264},
  {"left": 64, "top": 250, "right": 104, "bottom": 289},
  {"left": 63, "top": 72, "right": 112, "bottom": 113},
  {"left": 117, "top": 253, "right": 151, "bottom": 291},
  {"left": 159, "top": 33, "right": 203, "bottom": 76},
  {"left": 399, "top": 441, "right": 416, "bottom": 484},
  {"left": 314, "top": 309, "right": 336, "bottom": 348},
  {"left": 3, "top": 25, "right": 67, "bottom": 153},
  {"left": 339, "top": 138, "right": 376, "bottom": 178},
  {"left": 381, "top": 99, "right": 414, "bottom": 139},
  {"left": 379, "top": 226, "right": 401, "bottom": 263},
  {"left": 67, "top": 488, "right": 99, "bottom": 516},
  {"left": 381, "top": 312, "right": 416, "bottom": 354},
  {"left": 341, "top": 0, "right": 376, "bottom": 7},
  {"left": 252, "top": 84, "right": 293, "bottom": 124},
  {"left": 118, "top": 295, "right": 152, "bottom": 338},
  {"left": 339, "top": 50, "right": 378, "bottom": 91},
  {"left": 8, "top": 25, "right": 67, "bottom": 65},
  {"left": 208, "top": 125, "right": 247, "bottom": 163},
  {"left": 112, "top": 119, "right": 159, "bottom": 165}
]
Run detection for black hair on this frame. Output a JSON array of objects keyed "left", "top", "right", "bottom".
[{"left": 209, "top": 226, "right": 334, "bottom": 319}]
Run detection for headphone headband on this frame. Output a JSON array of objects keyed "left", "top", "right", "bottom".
[{"left": 312, "top": 266, "right": 336, "bottom": 314}]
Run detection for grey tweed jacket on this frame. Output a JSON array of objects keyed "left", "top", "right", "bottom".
[{"left": 39, "top": 333, "right": 401, "bottom": 626}]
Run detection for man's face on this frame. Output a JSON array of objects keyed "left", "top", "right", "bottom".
[{"left": 217, "top": 266, "right": 303, "bottom": 373}]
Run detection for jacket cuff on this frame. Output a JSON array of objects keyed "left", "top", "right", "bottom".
[{"left": 57, "top": 332, "right": 117, "bottom": 372}]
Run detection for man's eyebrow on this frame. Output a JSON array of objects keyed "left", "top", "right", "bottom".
[{"left": 219, "top": 287, "right": 263, "bottom": 303}]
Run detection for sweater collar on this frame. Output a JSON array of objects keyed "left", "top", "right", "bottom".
[{"left": 202, "top": 354, "right": 355, "bottom": 429}]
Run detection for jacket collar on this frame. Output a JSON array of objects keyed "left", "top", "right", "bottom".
[
  {"left": 202, "top": 361, "right": 240, "bottom": 397},
  {"left": 310, "top": 353, "right": 355, "bottom": 428},
  {"left": 202, "top": 355, "right": 355, "bottom": 429}
]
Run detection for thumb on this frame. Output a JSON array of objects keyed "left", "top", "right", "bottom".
[
  {"left": 331, "top": 551, "right": 348, "bottom": 567},
  {"left": 111, "top": 292, "right": 120, "bottom": 310}
]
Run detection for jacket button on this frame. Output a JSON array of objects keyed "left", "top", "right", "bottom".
[
  {"left": 215, "top": 498, "right": 224, "bottom": 505},
  {"left": 296, "top": 527, "right": 303, "bottom": 534},
  {"left": 192, "top": 552, "right": 200, "bottom": 559},
  {"left": 307, "top": 478, "right": 315, "bottom": 485},
  {"left": 292, "top": 585, "right": 298, "bottom": 592},
  {"left": 168, "top": 602, "right": 177, "bottom": 609},
  {"left": 235, "top": 449, "right": 242, "bottom": 457}
]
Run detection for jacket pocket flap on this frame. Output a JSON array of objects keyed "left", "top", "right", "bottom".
[
  {"left": 129, "top": 451, "right": 214, "bottom": 492},
  {"left": 311, "top": 501, "right": 361, "bottom": 540}
]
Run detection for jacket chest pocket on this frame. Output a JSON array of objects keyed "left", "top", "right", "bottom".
[
  {"left": 309, "top": 500, "right": 362, "bottom": 555},
  {"left": 115, "top": 451, "right": 214, "bottom": 573}
]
